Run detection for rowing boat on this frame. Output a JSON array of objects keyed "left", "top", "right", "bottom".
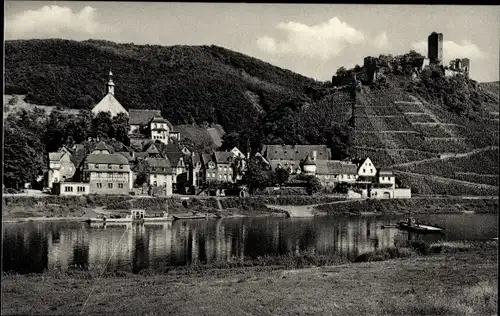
[{"left": 397, "top": 222, "right": 444, "bottom": 232}]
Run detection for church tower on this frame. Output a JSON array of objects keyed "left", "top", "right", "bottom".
[{"left": 106, "top": 70, "right": 115, "bottom": 95}]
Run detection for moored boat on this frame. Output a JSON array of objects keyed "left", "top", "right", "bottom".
[
  {"left": 86, "top": 209, "right": 173, "bottom": 224},
  {"left": 172, "top": 212, "right": 220, "bottom": 220}
]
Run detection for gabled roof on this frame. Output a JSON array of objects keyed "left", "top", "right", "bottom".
[
  {"left": 145, "top": 143, "right": 160, "bottom": 154},
  {"left": 128, "top": 109, "right": 162, "bottom": 125},
  {"left": 214, "top": 151, "right": 233, "bottom": 164},
  {"left": 303, "top": 155, "right": 316, "bottom": 166},
  {"left": 315, "top": 160, "right": 358, "bottom": 175},
  {"left": 49, "top": 152, "right": 64, "bottom": 161},
  {"left": 165, "top": 152, "right": 184, "bottom": 167},
  {"left": 85, "top": 153, "right": 129, "bottom": 165},
  {"left": 269, "top": 159, "right": 299, "bottom": 170},
  {"left": 163, "top": 143, "right": 182, "bottom": 154},
  {"left": 378, "top": 169, "right": 394, "bottom": 175},
  {"left": 192, "top": 153, "right": 202, "bottom": 166},
  {"left": 146, "top": 157, "right": 172, "bottom": 168},
  {"left": 94, "top": 141, "right": 113, "bottom": 152},
  {"left": 117, "top": 152, "right": 133, "bottom": 162},
  {"left": 263, "top": 145, "right": 330, "bottom": 161},
  {"left": 92, "top": 93, "right": 128, "bottom": 117},
  {"left": 135, "top": 152, "right": 148, "bottom": 160},
  {"left": 201, "top": 153, "right": 213, "bottom": 166}
]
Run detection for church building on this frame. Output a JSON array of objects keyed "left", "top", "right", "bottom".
[{"left": 91, "top": 71, "right": 180, "bottom": 145}]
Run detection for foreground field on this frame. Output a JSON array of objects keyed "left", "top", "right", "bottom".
[{"left": 2, "top": 242, "right": 497, "bottom": 316}]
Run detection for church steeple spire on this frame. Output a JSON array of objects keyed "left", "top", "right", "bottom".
[{"left": 106, "top": 70, "right": 115, "bottom": 95}]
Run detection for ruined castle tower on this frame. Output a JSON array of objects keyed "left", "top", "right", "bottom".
[
  {"left": 461, "top": 58, "right": 470, "bottom": 78},
  {"left": 428, "top": 32, "right": 443, "bottom": 65}
]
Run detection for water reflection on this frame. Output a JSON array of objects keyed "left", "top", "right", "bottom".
[{"left": 2, "top": 214, "right": 497, "bottom": 274}]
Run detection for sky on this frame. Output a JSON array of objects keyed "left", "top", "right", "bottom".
[{"left": 4, "top": 2, "right": 499, "bottom": 83}]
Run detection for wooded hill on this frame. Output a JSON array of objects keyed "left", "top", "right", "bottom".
[{"left": 4, "top": 39, "right": 499, "bottom": 194}]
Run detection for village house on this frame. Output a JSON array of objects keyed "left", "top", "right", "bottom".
[
  {"left": 80, "top": 142, "right": 132, "bottom": 194},
  {"left": 46, "top": 150, "right": 77, "bottom": 189},
  {"left": 191, "top": 148, "right": 246, "bottom": 188},
  {"left": 378, "top": 169, "right": 396, "bottom": 189},
  {"left": 261, "top": 144, "right": 331, "bottom": 175},
  {"left": 313, "top": 159, "right": 359, "bottom": 186},
  {"left": 356, "top": 157, "right": 378, "bottom": 182},
  {"left": 142, "top": 158, "right": 174, "bottom": 196}
]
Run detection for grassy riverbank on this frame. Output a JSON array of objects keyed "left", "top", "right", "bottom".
[
  {"left": 314, "top": 197, "right": 499, "bottom": 215},
  {"left": 2, "top": 241, "right": 497, "bottom": 315}
]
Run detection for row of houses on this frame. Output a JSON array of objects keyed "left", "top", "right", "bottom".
[
  {"left": 252, "top": 144, "right": 410, "bottom": 198},
  {"left": 47, "top": 141, "right": 410, "bottom": 199},
  {"left": 45, "top": 71, "right": 409, "bottom": 199}
]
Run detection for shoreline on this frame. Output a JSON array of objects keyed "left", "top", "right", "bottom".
[{"left": 3, "top": 195, "right": 498, "bottom": 223}]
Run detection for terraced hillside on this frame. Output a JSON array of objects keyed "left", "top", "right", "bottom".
[
  {"left": 355, "top": 87, "right": 498, "bottom": 165},
  {"left": 353, "top": 75, "right": 499, "bottom": 195}
]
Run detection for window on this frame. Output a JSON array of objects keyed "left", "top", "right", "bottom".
[
  {"left": 77, "top": 186, "right": 86, "bottom": 192},
  {"left": 370, "top": 169, "right": 373, "bottom": 173},
  {"left": 153, "top": 174, "right": 157, "bottom": 178},
  {"left": 108, "top": 164, "right": 112, "bottom": 169},
  {"left": 153, "top": 181, "right": 157, "bottom": 186},
  {"left": 363, "top": 169, "right": 366, "bottom": 173},
  {"left": 118, "top": 183, "right": 123, "bottom": 189},
  {"left": 97, "top": 183, "right": 102, "bottom": 188},
  {"left": 108, "top": 183, "right": 113, "bottom": 189},
  {"left": 119, "top": 165, "right": 123, "bottom": 169},
  {"left": 95, "top": 164, "right": 99, "bottom": 168}
]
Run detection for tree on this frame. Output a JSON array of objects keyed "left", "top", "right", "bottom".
[
  {"left": 4, "top": 124, "right": 44, "bottom": 189},
  {"left": 336, "top": 66, "right": 349, "bottom": 77},
  {"left": 306, "top": 176, "right": 322, "bottom": 195},
  {"left": 231, "top": 156, "right": 244, "bottom": 182},
  {"left": 272, "top": 168, "right": 290, "bottom": 187},
  {"left": 135, "top": 172, "right": 148, "bottom": 187},
  {"left": 111, "top": 112, "right": 130, "bottom": 145},
  {"left": 44, "top": 110, "right": 67, "bottom": 152},
  {"left": 241, "top": 159, "right": 271, "bottom": 194},
  {"left": 92, "top": 111, "right": 113, "bottom": 140}
]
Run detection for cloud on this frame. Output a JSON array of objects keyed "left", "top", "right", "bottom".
[
  {"left": 410, "top": 39, "right": 485, "bottom": 63},
  {"left": 257, "top": 17, "right": 365, "bottom": 60},
  {"left": 372, "top": 31, "right": 390, "bottom": 50},
  {"left": 6, "top": 5, "right": 103, "bottom": 38}
]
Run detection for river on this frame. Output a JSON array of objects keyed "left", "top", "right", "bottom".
[{"left": 2, "top": 213, "right": 497, "bottom": 274}]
